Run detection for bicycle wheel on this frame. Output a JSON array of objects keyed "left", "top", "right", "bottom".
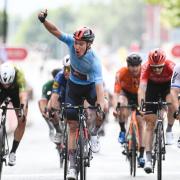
[
  {"left": 0, "top": 126, "right": 5, "bottom": 180},
  {"left": 130, "top": 128, "right": 137, "bottom": 177},
  {"left": 157, "top": 122, "right": 162, "bottom": 180},
  {"left": 79, "top": 126, "right": 85, "bottom": 180},
  {"left": 63, "top": 126, "right": 68, "bottom": 180}
]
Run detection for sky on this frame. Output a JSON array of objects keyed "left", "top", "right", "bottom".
[
  {"left": 0, "top": 0, "right": 81, "bottom": 18},
  {"left": 0, "top": 0, "right": 111, "bottom": 19}
]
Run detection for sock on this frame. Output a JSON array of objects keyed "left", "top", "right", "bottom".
[
  {"left": 91, "top": 125, "right": 101, "bottom": 136},
  {"left": 69, "top": 149, "right": 76, "bottom": 169},
  {"left": 139, "top": 147, "right": 145, "bottom": 158},
  {"left": 146, "top": 151, "right": 152, "bottom": 162},
  {"left": 10, "top": 140, "right": 20, "bottom": 153},
  {"left": 119, "top": 122, "right": 125, "bottom": 132},
  {"left": 166, "top": 123, "right": 173, "bottom": 132}
]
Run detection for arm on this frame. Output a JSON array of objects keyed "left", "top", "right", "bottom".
[
  {"left": 170, "top": 88, "right": 180, "bottom": 111},
  {"left": 47, "top": 92, "right": 60, "bottom": 110},
  {"left": 38, "top": 9, "right": 61, "bottom": 38},
  {"left": 19, "top": 91, "right": 28, "bottom": 117},
  {"left": 43, "top": 20, "right": 62, "bottom": 38},
  {"left": 138, "top": 82, "right": 147, "bottom": 107},
  {"left": 95, "top": 83, "right": 105, "bottom": 110}
]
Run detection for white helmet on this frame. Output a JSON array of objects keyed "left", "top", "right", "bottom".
[
  {"left": 63, "top": 55, "right": 70, "bottom": 67},
  {"left": 0, "top": 62, "right": 16, "bottom": 85}
]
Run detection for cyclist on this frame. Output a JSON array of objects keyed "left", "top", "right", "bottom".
[
  {"left": 113, "top": 53, "right": 145, "bottom": 167},
  {"left": 0, "top": 62, "right": 28, "bottom": 166},
  {"left": 38, "top": 9, "right": 106, "bottom": 179},
  {"left": 47, "top": 55, "right": 70, "bottom": 143},
  {"left": 38, "top": 68, "right": 61, "bottom": 142},
  {"left": 170, "top": 63, "right": 180, "bottom": 148},
  {"left": 138, "top": 49, "right": 175, "bottom": 173}
]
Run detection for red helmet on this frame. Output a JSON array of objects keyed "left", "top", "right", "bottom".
[
  {"left": 73, "top": 27, "right": 95, "bottom": 43},
  {"left": 148, "top": 49, "right": 166, "bottom": 66}
]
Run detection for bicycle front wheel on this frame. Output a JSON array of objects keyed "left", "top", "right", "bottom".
[
  {"left": 157, "top": 123, "right": 162, "bottom": 180},
  {"left": 63, "top": 126, "right": 69, "bottom": 180},
  {"left": 130, "top": 129, "right": 137, "bottom": 177},
  {"left": 0, "top": 126, "right": 5, "bottom": 180}
]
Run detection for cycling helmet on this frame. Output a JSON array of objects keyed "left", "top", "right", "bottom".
[
  {"left": 126, "top": 53, "right": 142, "bottom": 66},
  {"left": 63, "top": 55, "right": 70, "bottom": 67},
  {"left": 73, "top": 27, "right": 95, "bottom": 43},
  {"left": 0, "top": 62, "right": 16, "bottom": 85},
  {"left": 148, "top": 49, "right": 166, "bottom": 67}
]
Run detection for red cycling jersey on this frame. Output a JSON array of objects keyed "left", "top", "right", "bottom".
[{"left": 140, "top": 60, "right": 175, "bottom": 84}]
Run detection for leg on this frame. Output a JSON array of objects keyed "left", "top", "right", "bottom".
[
  {"left": 166, "top": 93, "right": 175, "bottom": 145},
  {"left": 144, "top": 114, "right": 156, "bottom": 173},
  {"left": 116, "top": 95, "right": 129, "bottom": 144},
  {"left": 9, "top": 112, "right": 27, "bottom": 166}
]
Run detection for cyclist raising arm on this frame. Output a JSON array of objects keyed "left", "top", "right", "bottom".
[
  {"left": 113, "top": 53, "right": 145, "bottom": 168},
  {"left": 38, "top": 10, "right": 105, "bottom": 180},
  {"left": 170, "top": 63, "right": 180, "bottom": 148},
  {"left": 0, "top": 62, "right": 28, "bottom": 166},
  {"left": 138, "top": 49, "right": 175, "bottom": 173}
]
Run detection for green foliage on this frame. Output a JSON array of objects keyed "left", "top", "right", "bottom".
[
  {"left": 11, "top": 0, "right": 146, "bottom": 55},
  {"left": 145, "top": 0, "right": 180, "bottom": 27}
]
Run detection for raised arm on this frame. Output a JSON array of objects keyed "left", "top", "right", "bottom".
[{"left": 38, "top": 9, "right": 62, "bottom": 38}]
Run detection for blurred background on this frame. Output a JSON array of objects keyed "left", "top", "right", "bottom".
[
  {"left": 0, "top": 0, "right": 179, "bottom": 129},
  {"left": 0, "top": 1, "right": 180, "bottom": 179}
]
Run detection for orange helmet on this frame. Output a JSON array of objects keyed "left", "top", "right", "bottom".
[
  {"left": 148, "top": 49, "right": 166, "bottom": 66},
  {"left": 73, "top": 27, "right": 95, "bottom": 43}
]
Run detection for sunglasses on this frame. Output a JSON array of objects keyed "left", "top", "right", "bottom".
[{"left": 151, "top": 65, "right": 164, "bottom": 70}]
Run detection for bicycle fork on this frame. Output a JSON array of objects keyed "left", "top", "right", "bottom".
[{"left": 75, "top": 127, "right": 92, "bottom": 167}]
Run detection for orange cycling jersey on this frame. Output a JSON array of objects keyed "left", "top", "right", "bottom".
[
  {"left": 140, "top": 60, "right": 175, "bottom": 84},
  {"left": 114, "top": 67, "right": 140, "bottom": 94}
]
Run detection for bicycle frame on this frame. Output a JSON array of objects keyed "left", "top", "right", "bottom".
[
  {"left": 116, "top": 103, "right": 140, "bottom": 177},
  {"left": 75, "top": 106, "right": 91, "bottom": 180},
  {"left": 63, "top": 103, "right": 97, "bottom": 180},
  {"left": 127, "top": 110, "right": 140, "bottom": 152},
  {"left": 142, "top": 100, "right": 170, "bottom": 180}
]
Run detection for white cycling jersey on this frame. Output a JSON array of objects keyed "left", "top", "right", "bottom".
[{"left": 171, "top": 63, "right": 180, "bottom": 88}]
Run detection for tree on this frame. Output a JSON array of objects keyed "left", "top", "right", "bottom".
[{"left": 145, "top": 0, "right": 180, "bottom": 27}]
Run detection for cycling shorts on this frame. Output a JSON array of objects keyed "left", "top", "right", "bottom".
[
  {"left": 120, "top": 89, "right": 138, "bottom": 105},
  {"left": 145, "top": 80, "right": 170, "bottom": 114},
  {"left": 65, "top": 80, "right": 97, "bottom": 120},
  {"left": 0, "top": 87, "right": 20, "bottom": 108}
]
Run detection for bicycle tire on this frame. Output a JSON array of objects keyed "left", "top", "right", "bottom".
[
  {"left": 131, "top": 128, "right": 137, "bottom": 177},
  {"left": 157, "top": 122, "right": 162, "bottom": 180},
  {"left": 79, "top": 126, "right": 85, "bottom": 180},
  {"left": 0, "top": 126, "right": 5, "bottom": 180},
  {"left": 63, "top": 127, "right": 68, "bottom": 180}
]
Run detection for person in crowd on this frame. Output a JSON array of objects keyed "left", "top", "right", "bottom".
[
  {"left": 170, "top": 63, "right": 180, "bottom": 148},
  {"left": 113, "top": 53, "right": 145, "bottom": 167},
  {"left": 0, "top": 62, "right": 28, "bottom": 166},
  {"left": 138, "top": 48, "right": 175, "bottom": 173},
  {"left": 38, "top": 9, "right": 106, "bottom": 179}
]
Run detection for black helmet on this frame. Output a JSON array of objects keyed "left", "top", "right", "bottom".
[
  {"left": 73, "top": 27, "right": 95, "bottom": 43},
  {"left": 126, "top": 54, "right": 142, "bottom": 66}
]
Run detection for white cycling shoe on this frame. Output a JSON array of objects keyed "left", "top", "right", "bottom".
[
  {"left": 8, "top": 152, "right": 16, "bottom": 166},
  {"left": 90, "top": 135, "right": 100, "bottom": 153},
  {"left": 66, "top": 168, "right": 77, "bottom": 180},
  {"left": 166, "top": 132, "right": 174, "bottom": 145},
  {"left": 144, "top": 160, "right": 152, "bottom": 174}
]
